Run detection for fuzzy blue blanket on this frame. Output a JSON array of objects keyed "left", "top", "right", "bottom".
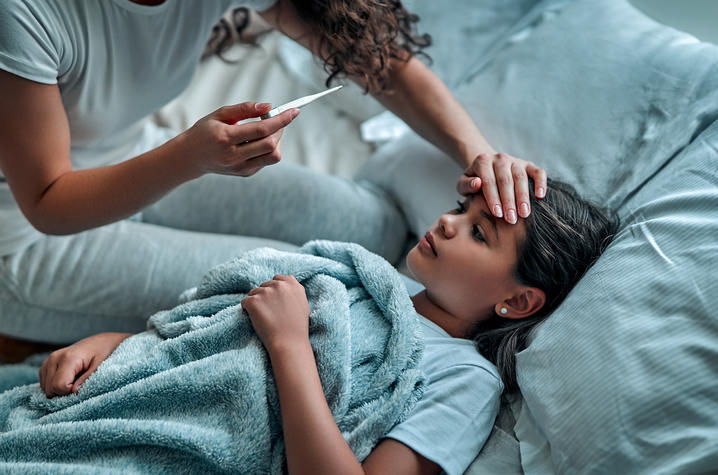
[{"left": 0, "top": 241, "right": 425, "bottom": 473}]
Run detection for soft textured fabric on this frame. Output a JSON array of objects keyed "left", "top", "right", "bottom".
[
  {"left": 0, "top": 161, "right": 408, "bottom": 344},
  {"left": 0, "top": 274, "right": 504, "bottom": 475},
  {"left": 357, "top": 0, "right": 718, "bottom": 473},
  {"left": 0, "top": 241, "right": 425, "bottom": 473},
  {"left": 0, "top": 0, "right": 276, "bottom": 255},
  {"left": 386, "top": 315, "right": 502, "bottom": 475}
]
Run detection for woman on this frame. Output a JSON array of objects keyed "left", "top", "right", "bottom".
[
  {"left": 0, "top": 0, "right": 546, "bottom": 344},
  {"left": 31, "top": 179, "right": 618, "bottom": 474}
]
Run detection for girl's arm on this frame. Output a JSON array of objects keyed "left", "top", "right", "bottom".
[
  {"left": 242, "top": 275, "right": 439, "bottom": 475},
  {"left": 39, "top": 332, "right": 133, "bottom": 397},
  {"left": 0, "top": 70, "right": 297, "bottom": 235}
]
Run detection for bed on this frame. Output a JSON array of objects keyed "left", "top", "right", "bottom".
[
  {"left": 157, "top": 1, "right": 718, "bottom": 471},
  {"left": 2, "top": 0, "right": 717, "bottom": 472}
]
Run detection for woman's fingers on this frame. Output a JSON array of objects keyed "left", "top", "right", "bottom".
[
  {"left": 234, "top": 128, "right": 283, "bottom": 157},
  {"left": 494, "top": 154, "right": 518, "bottom": 224},
  {"left": 230, "top": 143, "right": 283, "bottom": 177},
  {"left": 456, "top": 175, "right": 482, "bottom": 195},
  {"left": 512, "top": 162, "right": 531, "bottom": 218},
  {"left": 460, "top": 153, "right": 548, "bottom": 224},
  {"left": 526, "top": 162, "right": 547, "bottom": 198},
  {"left": 212, "top": 101, "right": 272, "bottom": 124},
  {"left": 227, "top": 108, "right": 299, "bottom": 144},
  {"left": 217, "top": 130, "right": 284, "bottom": 177},
  {"left": 475, "top": 154, "right": 503, "bottom": 219}
]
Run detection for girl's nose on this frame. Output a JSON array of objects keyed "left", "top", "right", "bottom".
[{"left": 438, "top": 214, "right": 456, "bottom": 239}]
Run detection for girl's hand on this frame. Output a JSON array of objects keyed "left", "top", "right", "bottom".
[
  {"left": 176, "top": 102, "right": 300, "bottom": 179},
  {"left": 242, "top": 275, "right": 310, "bottom": 354},
  {"left": 457, "top": 153, "right": 547, "bottom": 224},
  {"left": 39, "top": 332, "right": 132, "bottom": 398}
]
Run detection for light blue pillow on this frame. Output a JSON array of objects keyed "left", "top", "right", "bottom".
[
  {"left": 359, "top": 0, "right": 718, "bottom": 472},
  {"left": 515, "top": 118, "right": 718, "bottom": 474}
]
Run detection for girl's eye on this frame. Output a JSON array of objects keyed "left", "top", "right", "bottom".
[
  {"left": 472, "top": 225, "right": 485, "bottom": 243},
  {"left": 455, "top": 200, "right": 485, "bottom": 242}
]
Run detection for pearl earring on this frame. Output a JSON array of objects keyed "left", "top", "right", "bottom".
[{"left": 500, "top": 307, "right": 508, "bottom": 315}]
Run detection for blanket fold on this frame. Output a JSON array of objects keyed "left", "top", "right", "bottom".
[{"left": 0, "top": 241, "right": 425, "bottom": 474}]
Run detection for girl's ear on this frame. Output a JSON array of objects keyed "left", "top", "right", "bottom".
[{"left": 495, "top": 287, "right": 546, "bottom": 320}]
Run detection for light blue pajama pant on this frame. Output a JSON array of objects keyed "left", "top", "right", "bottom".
[{"left": 0, "top": 163, "right": 408, "bottom": 344}]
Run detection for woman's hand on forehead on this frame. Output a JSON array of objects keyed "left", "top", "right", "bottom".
[{"left": 457, "top": 153, "right": 547, "bottom": 225}]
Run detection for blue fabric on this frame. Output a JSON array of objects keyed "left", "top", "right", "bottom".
[{"left": 0, "top": 241, "right": 425, "bottom": 473}]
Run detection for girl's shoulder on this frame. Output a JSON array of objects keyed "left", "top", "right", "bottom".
[{"left": 387, "top": 316, "right": 503, "bottom": 475}]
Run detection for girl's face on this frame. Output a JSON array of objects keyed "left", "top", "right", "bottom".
[{"left": 407, "top": 194, "right": 528, "bottom": 329}]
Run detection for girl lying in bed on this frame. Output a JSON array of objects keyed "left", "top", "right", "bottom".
[{"left": 31, "top": 179, "right": 617, "bottom": 475}]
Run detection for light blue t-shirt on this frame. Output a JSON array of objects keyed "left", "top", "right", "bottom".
[
  {"left": 0, "top": 0, "right": 276, "bottom": 255},
  {"left": 390, "top": 277, "right": 504, "bottom": 475}
]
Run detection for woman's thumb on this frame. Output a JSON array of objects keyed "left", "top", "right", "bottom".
[
  {"left": 457, "top": 175, "right": 482, "bottom": 195},
  {"left": 213, "top": 102, "right": 272, "bottom": 124}
]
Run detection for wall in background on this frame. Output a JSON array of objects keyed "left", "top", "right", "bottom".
[{"left": 628, "top": 0, "right": 718, "bottom": 44}]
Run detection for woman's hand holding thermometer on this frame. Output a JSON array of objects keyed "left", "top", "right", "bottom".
[
  {"left": 176, "top": 87, "right": 342, "bottom": 180},
  {"left": 177, "top": 102, "right": 296, "bottom": 179}
]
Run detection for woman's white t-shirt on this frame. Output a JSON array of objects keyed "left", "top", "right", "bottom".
[{"left": 0, "top": 0, "right": 276, "bottom": 255}]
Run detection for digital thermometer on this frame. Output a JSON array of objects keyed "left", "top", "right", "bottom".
[{"left": 260, "top": 85, "right": 343, "bottom": 119}]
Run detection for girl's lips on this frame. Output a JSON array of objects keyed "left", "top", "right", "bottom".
[{"left": 421, "top": 232, "right": 437, "bottom": 256}]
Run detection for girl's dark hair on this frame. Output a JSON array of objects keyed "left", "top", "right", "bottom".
[
  {"left": 287, "top": 0, "right": 431, "bottom": 93},
  {"left": 470, "top": 179, "right": 619, "bottom": 393}
]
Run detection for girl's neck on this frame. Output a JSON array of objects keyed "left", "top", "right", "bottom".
[{"left": 411, "top": 290, "right": 469, "bottom": 339}]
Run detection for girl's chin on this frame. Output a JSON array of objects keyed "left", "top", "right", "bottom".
[{"left": 405, "top": 247, "right": 423, "bottom": 280}]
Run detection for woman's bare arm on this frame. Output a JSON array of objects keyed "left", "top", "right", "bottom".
[
  {"left": 0, "top": 70, "right": 296, "bottom": 235},
  {"left": 259, "top": 2, "right": 493, "bottom": 169},
  {"left": 373, "top": 57, "right": 495, "bottom": 168},
  {"left": 258, "top": 2, "right": 546, "bottom": 223}
]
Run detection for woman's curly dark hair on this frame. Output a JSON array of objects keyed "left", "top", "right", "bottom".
[{"left": 287, "top": 0, "right": 432, "bottom": 93}]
